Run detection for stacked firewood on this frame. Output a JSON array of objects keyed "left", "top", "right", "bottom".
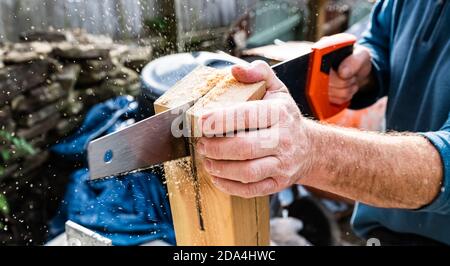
[{"left": 0, "top": 29, "right": 152, "bottom": 245}]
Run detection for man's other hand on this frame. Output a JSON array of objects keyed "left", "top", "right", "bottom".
[{"left": 329, "top": 45, "right": 372, "bottom": 105}]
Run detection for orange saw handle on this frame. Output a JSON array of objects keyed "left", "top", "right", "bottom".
[{"left": 306, "top": 33, "right": 357, "bottom": 120}]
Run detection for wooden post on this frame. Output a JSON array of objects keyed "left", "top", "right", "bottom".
[
  {"left": 154, "top": 67, "right": 270, "bottom": 246},
  {"left": 159, "top": 0, "right": 178, "bottom": 53},
  {"left": 306, "top": 0, "right": 329, "bottom": 41}
]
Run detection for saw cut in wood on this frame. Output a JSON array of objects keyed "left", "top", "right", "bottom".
[
  {"left": 152, "top": 65, "right": 269, "bottom": 246},
  {"left": 87, "top": 33, "right": 357, "bottom": 246},
  {"left": 154, "top": 65, "right": 228, "bottom": 114},
  {"left": 181, "top": 72, "right": 269, "bottom": 246}
]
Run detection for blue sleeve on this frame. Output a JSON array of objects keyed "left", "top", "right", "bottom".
[
  {"left": 419, "top": 114, "right": 450, "bottom": 214},
  {"left": 350, "top": 0, "right": 395, "bottom": 109}
]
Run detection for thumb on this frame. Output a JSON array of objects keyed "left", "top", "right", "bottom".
[
  {"left": 338, "top": 46, "right": 369, "bottom": 79},
  {"left": 231, "top": 60, "right": 287, "bottom": 92}
]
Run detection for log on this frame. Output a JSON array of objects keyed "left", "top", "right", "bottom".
[
  {"left": 52, "top": 43, "right": 110, "bottom": 60},
  {"left": 16, "top": 104, "right": 59, "bottom": 128},
  {"left": 0, "top": 59, "right": 51, "bottom": 107},
  {"left": 20, "top": 30, "right": 68, "bottom": 43},
  {"left": 17, "top": 113, "right": 60, "bottom": 140},
  {"left": 11, "top": 83, "right": 66, "bottom": 114},
  {"left": 53, "top": 64, "right": 81, "bottom": 91},
  {"left": 0, "top": 106, "right": 15, "bottom": 131},
  {"left": 154, "top": 66, "right": 270, "bottom": 245},
  {"left": 2, "top": 42, "right": 53, "bottom": 64}
]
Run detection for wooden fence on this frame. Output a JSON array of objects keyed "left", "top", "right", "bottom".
[{"left": 0, "top": 0, "right": 258, "bottom": 42}]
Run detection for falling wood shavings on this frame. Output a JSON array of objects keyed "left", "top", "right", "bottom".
[
  {"left": 174, "top": 157, "right": 193, "bottom": 177},
  {"left": 163, "top": 157, "right": 195, "bottom": 190}
]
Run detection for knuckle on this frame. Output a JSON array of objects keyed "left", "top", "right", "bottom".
[
  {"left": 332, "top": 90, "right": 341, "bottom": 98},
  {"left": 278, "top": 105, "right": 290, "bottom": 123},
  {"left": 258, "top": 179, "right": 277, "bottom": 196},
  {"left": 254, "top": 59, "right": 270, "bottom": 68},
  {"left": 334, "top": 98, "right": 345, "bottom": 105},
  {"left": 206, "top": 141, "right": 221, "bottom": 158},
  {"left": 279, "top": 135, "right": 293, "bottom": 149},
  {"left": 335, "top": 89, "right": 348, "bottom": 98},
  {"left": 276, "top": 101, "right": 289, "bottom": 117},
  {"left": 203, "top": 141, "right": 213, "bottom": 155},
  {"left": 338, "top": 80, "right": 350, "bottom": 88},
  {"left": 329, "top": 85, "right": 339, "bottom": 93},
  {"left": 237, "top": 138, "right": 254, "bottom": 159},
  {"left": 267, "top": 178, "right": 279, "bottom": 192},
  {"left": 344, "top": 89, "right": 352, "bottom": 98},
  {"left": 330, "top": 79, "right": 345, "bottom": 87},
  {"left": 254, "top": 60, "right": 272, "bottom": 76},
  {"left": 277, "top": 177, "right": 290, "bottom": 188},
  {"left": 245, "top": 162, "right": 260, "bottom": 181},
  {"left": 329, "top": 79, "right": 340, "bottom": 87},
  {"left": 245, "top": 145, "right": 256, "bottom": 159},
  {"left": 247, "top": 140, "right": 256, "bottom": 159},
  {"left": 274, "top": 157, "right": 284, "bottom": 173},
  {"left": 211, "top": 160, "right": 222, "bottom": 174}
]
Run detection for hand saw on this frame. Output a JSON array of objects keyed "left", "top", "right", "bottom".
[{"left": 88, "top": 33, "right": 356, "bottom": 180}]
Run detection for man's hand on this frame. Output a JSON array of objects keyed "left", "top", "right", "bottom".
[
  {"left": 329, "top": 45, "right": 372, "bottom": 105},
  {"left": 196, "top": 61, "right": 311, "bottom": 198},
  {"left": 195, "top": 60, "right": 442, "bottom": 210}
]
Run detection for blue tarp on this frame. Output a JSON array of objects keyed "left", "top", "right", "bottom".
[{"left": 49, "top": 96, "right": 175, "bottom": 245}]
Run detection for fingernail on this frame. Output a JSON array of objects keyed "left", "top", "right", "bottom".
[
  {"left": 340, "top": 66, "right": 351, "bottom": 78},
  {"left": 197, "top": 142, "right": 205, "bottom": 155},
  {"left": 233, "top": 64, "right": 247, "bottom": 71},
  {"left": 204, "top": 158, "right": 212, "bottom": 171}
]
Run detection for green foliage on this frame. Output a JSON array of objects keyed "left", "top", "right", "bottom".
[
  {"left": 0, "top": 194, "right": 8, "bottom": 215},
  {"left": 0, "top": 130, "right": 32, "bottom": 230},
  {"left": 0, "top": 193, "right": 8, "bottom": 230},
  {"left": 0, "top": 130, "right": 36, "bottom": 176}
]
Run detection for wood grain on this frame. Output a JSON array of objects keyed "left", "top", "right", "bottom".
[
  {"left": 186, "top": 73, "right": 270, "bottom": 245},
  {"left": 154, "top": 65, "right": 225, "bottom": 245},
  {"left": 155, "top": 68, "right": 270, "bottom": 245},
  {"left": 154, "top": 65, "right": 227, "bottom": 114}
]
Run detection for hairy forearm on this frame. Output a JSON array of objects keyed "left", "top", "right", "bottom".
[{"left": 299, "top": 119, "right": 443, "bottom": 209}]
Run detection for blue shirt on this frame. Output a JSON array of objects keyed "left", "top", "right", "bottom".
[{"left": 350, "top": 0, "right": 450, "bottom": 244}]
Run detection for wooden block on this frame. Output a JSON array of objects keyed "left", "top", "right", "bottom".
[
  {"left": 155, "top": 67, "right": 270, "bottom": 246},
  {"left": 185, "top": 74, "right": 270, "bottom": 246},
  {"left": 187, "top": 75, "right": 267, "bottom": 137},
  {"left": 154, "top": 65, "right": 227, "bottom": 113},
  {"left": 154, "top": 65, "right": 227, "bottom": 245}
]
